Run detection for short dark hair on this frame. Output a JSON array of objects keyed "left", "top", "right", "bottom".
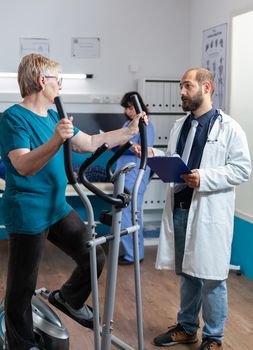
[
  {"left": 120, "top": 91, "right": 149, "bottom": 115},
  {"left": 186, "top": 67, "right": 215, "bottom": 96}
]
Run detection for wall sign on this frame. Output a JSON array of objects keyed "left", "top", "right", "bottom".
[
  {"left": 202, "top": 23, "right": 227, "bottom": 110},
  {"left": 20, "top": 38, "right": 50, "bottom": 57},
  {"left": 71, "top": 37, "right": 100, "bottom": 58}
]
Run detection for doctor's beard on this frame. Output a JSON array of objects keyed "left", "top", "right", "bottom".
[{"left": 182, "top": 89, "right": 204, "bottom": 112}]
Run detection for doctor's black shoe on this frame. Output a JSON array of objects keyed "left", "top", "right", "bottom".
[
  {"left": 48, "top": 290, "right": 93, "bottom": 329},
  {"left": 198, "top": 338, "right": 223, "bottom": 350},
  {"left": 153, "top": 323, "right": 198, "bottom": 347}
]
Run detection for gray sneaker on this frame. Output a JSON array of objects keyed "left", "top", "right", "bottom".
[
  {"left": 48, "top": 290, "right": 93, "bottom": 329},
  {"left": 54, "top": 292, "right": 93, "bottom": 320}
]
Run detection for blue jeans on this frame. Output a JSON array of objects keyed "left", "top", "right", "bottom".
[{"left": 173, "top": 208, "right": 228, "bottom": 342}]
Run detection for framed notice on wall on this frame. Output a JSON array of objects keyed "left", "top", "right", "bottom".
[
  {"left": 71, "top": 37, "right": 100, "bottom": 58},
  {"left": 202, "top": 23, "right": 227, "bottom": 110},
  {"left": 20, "top": 38, "right": 50, "bottom": 57}
]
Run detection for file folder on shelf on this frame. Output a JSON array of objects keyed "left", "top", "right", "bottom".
[{"left": 147, "top": 155, "right": 191, "bottom": 183}]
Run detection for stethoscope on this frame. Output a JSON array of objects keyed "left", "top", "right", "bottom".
[
  {"left": 174, "top": 109, "right": 224, "bottom": 153},
  {"left": 206, "top": 110, "right": 223, "bottom": 143}
]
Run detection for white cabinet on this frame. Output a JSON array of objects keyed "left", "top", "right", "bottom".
[
  {"left": 144, "top": 81, "right": 164, "bottom": 113},
  {"left": 165, "top": 81, "right": 182, "bottom": 113},
  {"left": 143, "top": 179, "right": 167, "bottom": 210},
  {"left": 150, "top": 114, "right": 179, "bottom": 146},
  {"left": 138, "top": 78, "right": 186, "bottom": 242},
  {"left": 139, "top": 79, "right": 182, "bottom": 113}
]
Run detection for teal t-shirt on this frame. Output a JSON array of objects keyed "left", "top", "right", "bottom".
[{"left": 0, "top": 104, "right": 79, "bottom": 234}]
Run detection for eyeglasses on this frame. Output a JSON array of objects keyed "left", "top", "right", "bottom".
[{"left": 45, "top": 76, "right": 63, "bottom": 86}]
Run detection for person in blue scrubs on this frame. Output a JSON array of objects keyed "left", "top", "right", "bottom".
[
  {"left": 0, "top": 54, "right": 147, "bottom": 350},
  {"left": 116, "top": 92, "right": 154, "bottom": 265},
  {"left": 0, "top": 157, "right": 5, "bottom": 179}
]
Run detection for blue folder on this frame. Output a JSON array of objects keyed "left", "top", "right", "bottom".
[{"left": 147, "top": 156, "right": 191, "bottom": 183}]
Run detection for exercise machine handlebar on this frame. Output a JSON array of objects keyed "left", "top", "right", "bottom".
[
  {"left": 54, "top": 96, "right": 76, "bottom": 185},
  {"left": 130, "top": 94, "right": 148, "bottom": 171},
  {"left": 54, "top": 95, "right": 130, "bottom": 208},
  {"left": 79, "top": 145, "right": 131, "bottom": 207},
  {"left": 106, "top": 141, "right": 133, "bottom": 181}
]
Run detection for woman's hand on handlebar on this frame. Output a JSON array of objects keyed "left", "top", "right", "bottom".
[
  {"left": 133, "top": 144, "right": 154, "bottom": 158},
  {"left": 54, "top": 117, "right": 74, "bottom": 144},
  {"left": 127, "top": 111, "right": 148, "bottom": 136}
]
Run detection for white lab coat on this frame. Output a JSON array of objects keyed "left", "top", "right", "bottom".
[{"left": 155, "top": 110, "right": 251, "bottom": 280}]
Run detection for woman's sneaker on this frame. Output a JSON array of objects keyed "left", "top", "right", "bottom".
[
  {"left": 48, "top": 290, "right": 93, "bottom": 329},
  {"left": 153, "top": 323, "right": 198, "bottom": 346}
]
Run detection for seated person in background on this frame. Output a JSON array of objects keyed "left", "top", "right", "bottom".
[
  {"left": 0, "top": 53, "right": 147, "bottom": 350},
  {"left": 0, "top": 157, "right": 5, "bottom": 192},
  {"left": 0, "top": 157, "right": 6, "bottom": 179},
  {"left": 114, "top": 91, "right": 154, "bottom": 265}
]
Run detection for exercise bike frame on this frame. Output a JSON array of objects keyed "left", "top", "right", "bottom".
[{"left": 55, "top": 94, "right": 148, "bottom": 350}]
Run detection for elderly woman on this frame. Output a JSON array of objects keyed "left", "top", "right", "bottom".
[{"left": 0, "top": 53, "right": 146, "bottom": 350}]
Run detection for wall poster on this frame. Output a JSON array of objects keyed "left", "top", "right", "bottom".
[{"left": 202, "top": 23, "right": 227, "bottom": 110}]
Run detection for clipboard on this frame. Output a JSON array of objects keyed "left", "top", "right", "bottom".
[{"left": 147, "top": 155, "right": 191, "bottom": 183}]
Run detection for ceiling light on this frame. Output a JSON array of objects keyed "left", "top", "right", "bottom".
[
  {"left": 0, "top": 73, "right": 18, "bottom": 78},
  {"left": 60, "top": 74, "right": 93, "bottom": 79},
  {"left": 0, "top": 73, "right": 93, "bottom": 79}
]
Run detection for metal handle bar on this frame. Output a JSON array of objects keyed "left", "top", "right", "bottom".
[
  {"left": 54, "top": 96, "right": 76, "bottom": 185},
  {"left": 106, "top": 141, "right": 133, "bottom": 181},
  {"left": 130, "top": 94, "right": 148, "bottom": 170},
  {"left": 54, "top": 95, "right": 128, "bottom": 207},
  {"left": 79, "top": 145, "right": 130, "bottom": 207}
]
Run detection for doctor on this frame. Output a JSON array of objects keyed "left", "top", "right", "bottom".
[{"left": 145, "top": 68, "right": 251, "bottom": 349}]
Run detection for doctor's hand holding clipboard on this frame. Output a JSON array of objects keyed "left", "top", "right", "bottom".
[{"left": 133, "top": 144, "right": 200, "bottom": 188}]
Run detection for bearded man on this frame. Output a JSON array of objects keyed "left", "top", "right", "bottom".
[{"left": 149, "top": 68, "right": 251, "bottom": 350}]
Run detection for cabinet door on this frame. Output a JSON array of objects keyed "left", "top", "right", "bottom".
[
  {"left": 170, "top": 82, "right": 182, "bottom": 112},
  {"left": 143, "top": 179, "right": 167, "bottom": 210},
  {"left": 144, "top": 82, "right": 164, "bottom": 113},
  {"left": 163, "top": 82, "right": 172, "bottom": 113},
  {"left": 150, "top": 114, "right": 179, "bottom": 146}
]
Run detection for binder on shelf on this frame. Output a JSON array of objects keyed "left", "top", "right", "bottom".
[{"left": 147, "top": 155, "right": 191, "bottom": 183}]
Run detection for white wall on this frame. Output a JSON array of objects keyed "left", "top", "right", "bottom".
[
  {"left": 0, "top": 0, "right": 252, "bottom": 219},
  {"left": 0, "top": 0, "right": 190, "bottom": 97},
  {"left": 189, "top": 0, "right": 253, "bottom": 68},
  {"left": 189, "top": 0, "right": 253, "bottom": 220},
  {"left": 230, "top": 10, "right": 253, "bottom": 221}
]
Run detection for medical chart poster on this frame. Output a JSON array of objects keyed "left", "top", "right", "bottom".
[{"left": 202, "top": 23, "right": 227, "bottom": 110}]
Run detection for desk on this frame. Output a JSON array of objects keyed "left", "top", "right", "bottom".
[{"left": 65, "top": 183, "right": 113, "bottom": 196}]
